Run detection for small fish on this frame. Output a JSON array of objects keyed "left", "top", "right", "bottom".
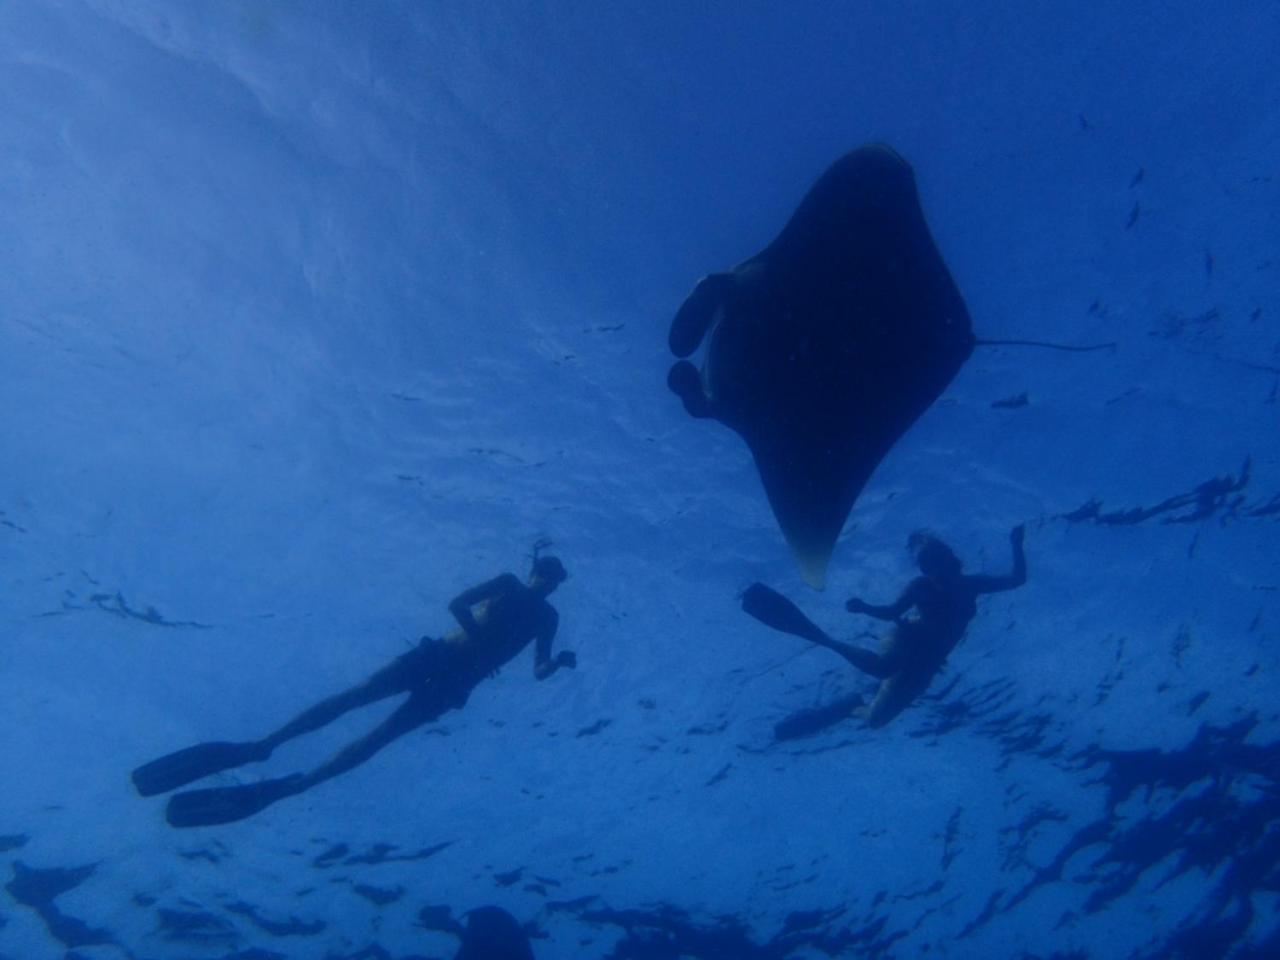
[
  {"left": 991, "top": 391, "right": 1029, "bottom": 409},
  {"left": 1125, "top": 203, "right": 1140, "bottom": 229},
  {"left": 1129, "top": 167, "right": 1145, "bottom": 188}
]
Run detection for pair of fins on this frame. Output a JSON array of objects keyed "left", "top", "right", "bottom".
[
  {"left": 134, "top": 587, "right": 831, "bottom": 825},
  {"left": 131, "top": 740, "right": 301, "bottom": 828}
]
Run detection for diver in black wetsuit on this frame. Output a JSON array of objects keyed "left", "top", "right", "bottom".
[
  {"left": 133, "top": 554, "right": 575, "bottom": 827},
  {"left": 745, "top": 526, "right": 1025, "bottom": 728}
]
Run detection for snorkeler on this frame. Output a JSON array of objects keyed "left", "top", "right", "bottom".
[
  {"left": 743, "top": 525, "right": 1025, "bottom": 728},
  {"left": 132, "top": 552, "right": 575, "bottom": 827}
]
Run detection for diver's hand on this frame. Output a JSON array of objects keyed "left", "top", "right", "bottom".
[
  {"left": 1011, "top": 524, "right": 1026, "bottom": 546},
  {"left": 845, "top": 597, "right": 869, "bottom": 614},
  {"left": 556, "top": 651, "right": 577, "bottom": 670}
]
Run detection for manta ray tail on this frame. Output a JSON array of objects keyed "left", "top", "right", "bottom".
[
  {"left": 792, "top": 541, "right": 832, "bottom": 591},
  {"left": 975, "top": 337, "right": 1116, "bottom": 352}
]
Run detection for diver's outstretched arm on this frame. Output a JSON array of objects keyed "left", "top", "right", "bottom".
[
  {"left": 967, "top": 524, "right": 1027, "bottom": 595},
  {"left": 846, "top": 581, "right": 919, "bottom": 621},
  {"left": 533, "top": 608, "right": 575, "bottom": 679},
  {"left": 535, "top": 650, "right": 576, "bottom": 680}
]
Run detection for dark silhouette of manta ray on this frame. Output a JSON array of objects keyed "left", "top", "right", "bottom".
[{"left": 667, "top": 145, "right": 974, "bottom": 588}]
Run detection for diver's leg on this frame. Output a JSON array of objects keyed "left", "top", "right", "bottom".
[
  {"left": 864, "top": 670, "right": 932, "bottom": 728},
  {"left": 742, "top": 583, "right": 834, "bottom": 644},
  {"left": 136, "top": 662, "right": 411, "bottom": 797},
  {"left": 296, "top": 689, "right": 455, "bottom": 791},
  {"left": 823, "top": 641, "right": 893, "bottom": 678},
  {"left": 173, "top": 687, "right": 434, "bottom": 824},
  {"left": 742, "top": 585, "right": 901, "bottom": 676},
  {"left": 164, "top": 673, "right": 453, "bottom": 828},
  {"left": 832, "top": 625, "right": 920, "bottom": 680},
  {"left": 257, "top": 652, "right": 417, "bottom": 753}
]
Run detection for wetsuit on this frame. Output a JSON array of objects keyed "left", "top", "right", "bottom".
[
  {"left": 134, "top": 561, "right": 572, "bottom": 827},
  {"left": 260, "top": 571, "right": 566, "bottom": 788}
]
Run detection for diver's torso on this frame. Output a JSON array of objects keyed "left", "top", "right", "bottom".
[
  {"left": 444, "top": 588, "right": 550, "bottom": 676},
  {"left": 902, "top": 577, "right": 977, "bottom": 666}
]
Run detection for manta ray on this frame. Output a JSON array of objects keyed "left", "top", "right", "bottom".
[{"left": 667, "top": 145, "right": 974, "bottom": 588}]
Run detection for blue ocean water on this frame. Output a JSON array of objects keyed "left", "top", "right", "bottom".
[{"left": 1, "top": 2, "right": 1277, "bottom": 957}]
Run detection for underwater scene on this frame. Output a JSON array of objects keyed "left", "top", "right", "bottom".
[{"left": 2, "top": 3, "right": 1278, "bottom": 958}]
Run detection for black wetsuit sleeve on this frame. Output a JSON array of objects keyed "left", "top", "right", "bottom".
[
  {"left": 448, "top": 573, "right": 520, "bottom": 638},
  {"left": 533, "top": 607, "right": 562, "bottom": 680},
  {"left": 850, "top": 581, "right": 920, "bottom": 621}
]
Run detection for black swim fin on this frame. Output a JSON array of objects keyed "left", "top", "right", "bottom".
[
  {"left": 742, "top": 583, "right": 834, "bottom": 646},
  {"left": 166, "top": 774, "right": 306, "bottom": 828},
  {"left": 131, "top": 741, "right": 268, "bottom": 797},
  {"left": 774, "top": 692, "right": 864, "bottom": 741}
]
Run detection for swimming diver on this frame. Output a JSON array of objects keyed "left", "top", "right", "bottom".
[
  {"left": 743, "top": 525, "right": 1025, "bottom": 728},
  {"left": 133, "top": 552, "right": 575, "bottom": 827}
]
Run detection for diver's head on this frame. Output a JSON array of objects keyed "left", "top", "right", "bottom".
[
  {"left": 529, "top": 554, "right": 567, "bottom": 593},
  {"left": 908, "top": 531, "right": 962, "bottom": 580}
]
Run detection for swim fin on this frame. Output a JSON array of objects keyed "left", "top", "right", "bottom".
[
  {"left": 742, "top": 583, "right": 835, "bottom": 646},
  {"left": 166, "top": 774, "right": 306, "bottom": 828},
  {"left": 131, "top": 741, "right": 269, "bottom": 797},
  {"left": 774, "top": 692, "right": 863, "bottom": 741}
]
